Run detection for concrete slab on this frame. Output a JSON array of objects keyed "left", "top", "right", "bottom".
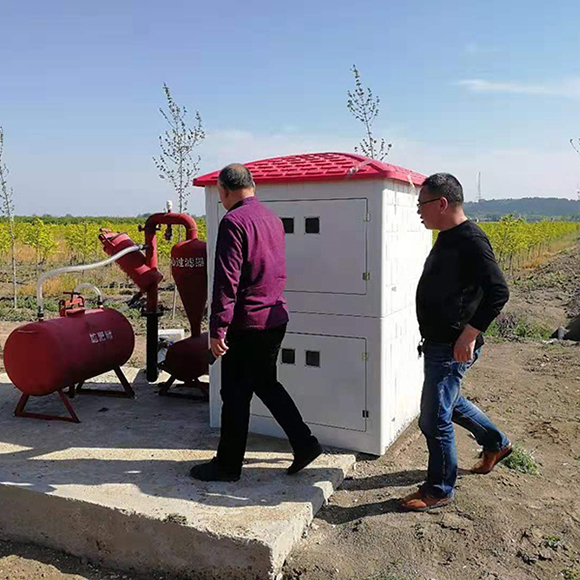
[{"left": 0, "top": 369, "right": 355, "bottom": 579}]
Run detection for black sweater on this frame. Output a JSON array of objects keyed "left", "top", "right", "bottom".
[{"left": 416, "top": 220, "right": 509, "bottom": 344}]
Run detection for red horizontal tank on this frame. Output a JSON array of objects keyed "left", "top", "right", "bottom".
[{"left": 4, "top": 308, "right": 135, "bottom": 397}]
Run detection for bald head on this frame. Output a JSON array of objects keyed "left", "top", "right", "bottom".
[
  {"left": 217, "top": 163, "right": 256, "bottom": 210},
  {"left": 218, "top": 163, "right": 255, "bottom": 191}
]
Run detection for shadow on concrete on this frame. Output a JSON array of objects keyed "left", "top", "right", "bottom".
[{"left": 0, "top": 373, "right": 348, "bottom": 511}]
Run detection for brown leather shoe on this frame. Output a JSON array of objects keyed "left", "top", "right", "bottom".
[
  {"left": 471, "top": 443, "right": 512, "bottom": 474},
  {"left": 400, "top": 487, "right": 453, "bottom": 511}
]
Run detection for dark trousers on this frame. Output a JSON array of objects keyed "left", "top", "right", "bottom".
[{"left": 216, "top": 324, "right": 316, "bottom": 474}]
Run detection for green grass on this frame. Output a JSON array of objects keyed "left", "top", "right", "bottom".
[
  {"left": 543, "top": 535, "right": 562, "bottom": 549},
  {"left": 486, "top": 312, "right": 552, "bottom": 341},
  {"left": 503, "top": 443, "right": 539, "bottom": 475},
  {"left": 562, "top": 568, "right": 580, "bottom": 580}
]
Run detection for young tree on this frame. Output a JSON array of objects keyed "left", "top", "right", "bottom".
[
  {"left": 64, "top": 221, "right": 100, "bottom": 265},
  {"left": 0, "top": 127, "right": 18, "bottom": 308},
  {"left": 153, "top": 83, "right": 205, "bottom": 214},
  {"left": 347, "top": 65, "right": 392, "bottom": 161},
  {"left": 153, "top": 84, "right": 205, "bottom": 319},
  {"left": 21, "top": 217, "right": 58, "bottom": 276}
]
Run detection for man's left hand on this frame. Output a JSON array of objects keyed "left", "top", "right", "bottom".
[
  {"left": 210, "top": 337, "right": 228, "bottom": 359},
  {"left": 453, "top": 324, "right": 480, "bottom": 362}
]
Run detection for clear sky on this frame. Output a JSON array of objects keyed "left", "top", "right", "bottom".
[{"left": 1, "top": 0, "right": 579, "bottom": 216}]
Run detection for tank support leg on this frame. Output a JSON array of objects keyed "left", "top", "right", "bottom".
[
  {"left": 14, "top": 390, "right": 81, "bottom": 423},
  {"left": 76, "top": 368, "right": 135, "bottom": 398},
  {"left": 158, "top": 377, "right": 209, "bottom": 402},
  {"left": 158, "top": 375, "right": 176, "bottom": 396}
]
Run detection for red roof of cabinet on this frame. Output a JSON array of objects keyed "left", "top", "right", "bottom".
[{"left": 193, "top": 152, "right": 425, "bottom": 187}]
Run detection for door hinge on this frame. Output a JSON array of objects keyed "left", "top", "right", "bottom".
[
  {"left": 362, "top": 410, "right": 369, "bottom": 418},
  {"left": 363, "top": 212, "right": 371, "bottom": 222},
  {"left": 362, "top": 272, "right": 371, "bottom": 281},
  {"left": 361, "top": 352, "right": 369, "bottom": 362}
]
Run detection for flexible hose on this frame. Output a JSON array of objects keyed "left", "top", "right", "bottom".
[
  {"left": 73, "top": 283, "right": 103, "bottom": 307},
  {"left": 37, "top": 244, "right": 144, "bottom": 319}
]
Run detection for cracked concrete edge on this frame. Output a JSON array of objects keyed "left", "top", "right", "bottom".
[
  {"left": 0, "top": 483, "right": 275, "bottom": 580},
  {"left": 268, "top": 458, "right": 354, "bottom": 576}
]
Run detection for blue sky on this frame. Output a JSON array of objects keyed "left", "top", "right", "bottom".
[{"left": 1, "top": 0, "right": 579, "bottom": 216}]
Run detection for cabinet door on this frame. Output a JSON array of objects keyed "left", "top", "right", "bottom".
[
  {"left": 261, "top": 198, "right": 368, "bottom": 295},
  {"left": 251, "top": 332, "right": 367, "bottom": 432}
]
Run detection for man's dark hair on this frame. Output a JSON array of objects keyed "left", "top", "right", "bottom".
[
  {"left": 422, "top": 173, "right": 463, "bottom": 206},
  {"left": 218, "top": 163, "right": 255, "bottom": 191}
]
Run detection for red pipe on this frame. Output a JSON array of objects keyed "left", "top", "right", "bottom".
[
  {"left": 142, "top": 213, "right": 198, "bottom": 382},
  {"left": 145, "top": 213, "right": 198, "bottom": 241}
]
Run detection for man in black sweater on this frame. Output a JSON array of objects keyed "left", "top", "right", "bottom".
[{"left": 401, "top": 173, "right": 512, "bottom": 511}]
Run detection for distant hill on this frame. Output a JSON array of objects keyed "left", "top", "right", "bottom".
[{"left": 464, "top": 197, "right": 580, "bottom": 221}]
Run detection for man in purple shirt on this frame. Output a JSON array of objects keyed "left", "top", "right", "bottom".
[{"left": 190, "top": 163, "right": 322, "bottom": 482}]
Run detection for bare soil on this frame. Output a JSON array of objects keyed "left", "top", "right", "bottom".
[{"left": 1, "top": 245, "right": 580, "bottom": 580}]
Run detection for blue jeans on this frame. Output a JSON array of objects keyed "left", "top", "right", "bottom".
[{"left": 419, "top": 342, "right": 510, "bottom": 498}]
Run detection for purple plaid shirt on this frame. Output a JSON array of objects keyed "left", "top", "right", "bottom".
[{"left": 209, "top": 196, "right": 289, "bottom": 340}]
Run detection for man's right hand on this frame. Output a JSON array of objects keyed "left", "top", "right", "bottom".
[{"left": 210, "top": 337, "right": 228, "bottom": 359}]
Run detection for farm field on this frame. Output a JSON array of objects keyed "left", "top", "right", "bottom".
[
  {"left": 0, "top": 222, "right": 579, "bottom": 580},
  {"left": 0, "top": 216, "right": 577, "bottom": 331}
]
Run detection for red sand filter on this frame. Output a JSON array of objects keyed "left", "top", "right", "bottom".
[
  {"left": 158, "top": 237, "right": 209, "bottom": 399},
  {"left": 170, "top": 238, "right": 207, "bottom": 335},
  {"left": 99, "top": 212, "right": 209, "bottom": 394},
  {"left": 99, "top": 230, "right": 163, "bottom": 292},
  {"left": 4, "top": 294, "right": 135, "bottom": 422}
]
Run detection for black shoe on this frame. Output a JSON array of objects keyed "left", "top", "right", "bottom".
[
  {"left": 189, "top": 458, "right": 240, "bottom": 482},
  {"left": 287, "top": 441, "right": 323, "bottom": 475}
]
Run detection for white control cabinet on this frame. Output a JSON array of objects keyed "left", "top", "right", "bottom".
[{"left": 195, "top": 153, "right": 431, "bottom": 455}]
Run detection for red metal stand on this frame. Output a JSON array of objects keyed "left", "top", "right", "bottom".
[
  {"left": 14, "top": 389, "right": 81, "bottom": 423},
  {"left": 158, "top": 377, "right": 209, "bottom": 402},
  {"left": 74, "top": 366, "right": 135, "bottom": 399}
]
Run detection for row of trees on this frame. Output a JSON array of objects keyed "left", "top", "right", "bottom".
[
  {"left": 0, "top": 218, "right": 208, "bottom": 265},
  {"left": 479, "top": 215, "right": 580, "bottom": 273}
]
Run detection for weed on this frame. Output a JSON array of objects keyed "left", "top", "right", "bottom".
[
  {"left": 543, "top": 535, "right": 562, "bottom": 549},
  {"left": 487, "top": 312, "right": 552, "bottom": 341},
  {"left": 562, "top": 568, "right": 580, "bottom": 580},
  {"left": 163, "top": 513, "right": 187, "bottom": 525},
  {"left": 574, "top": 455, "right": 580, "bottom": 461},
  {"left": 503, "top": 443, "right": 539, "bottom": 475}
]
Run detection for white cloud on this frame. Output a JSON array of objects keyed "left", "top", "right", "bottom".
[
  {"left": 457, "top": 78, "right": 580, "bottom": 98},
  {"left": 393, "top": 139, "right": 580, "bottom": 202},
  {"left": 197, "top": 130, "right": 579, "bottom": 204},
  {"left": 198, "top": 129, "right": 358, "bottom": 172},
  {"left": 11, "top": 129, "right": 579, "bottom": 216}
]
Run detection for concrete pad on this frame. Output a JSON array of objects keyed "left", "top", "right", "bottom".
[{"left": 0, "top": 369, "right": 355, "bottom": 579}]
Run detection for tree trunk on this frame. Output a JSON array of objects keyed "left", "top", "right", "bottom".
[{"left": 11, "top": 244, "right": 17, "bottom": 309}]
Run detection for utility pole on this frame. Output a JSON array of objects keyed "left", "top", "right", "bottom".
[{"left": 477, "top": 172, "right": 482, "bottom": 203}]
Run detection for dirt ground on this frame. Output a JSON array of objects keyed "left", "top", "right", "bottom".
[{"left": 1, "top": 245, "right": 580, "bottom": 580}]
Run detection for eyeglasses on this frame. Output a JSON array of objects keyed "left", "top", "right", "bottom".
[{"left": 417, "top": 197, "right": 443, "bottom": 209}]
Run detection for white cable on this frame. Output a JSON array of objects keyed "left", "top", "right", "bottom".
[
  {"left": 73, "top": 282, "right": 103, "bottom": 302},
  {"left": 37, "top": 244, "right": 143, "bottom": 317}
]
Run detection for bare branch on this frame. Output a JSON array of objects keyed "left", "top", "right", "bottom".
[
  {"left": 347, "top": 65, "right": 392, "bottom": 161},
  {"left": 153, "top": 84, "right": 205, "bottom": 213}
]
